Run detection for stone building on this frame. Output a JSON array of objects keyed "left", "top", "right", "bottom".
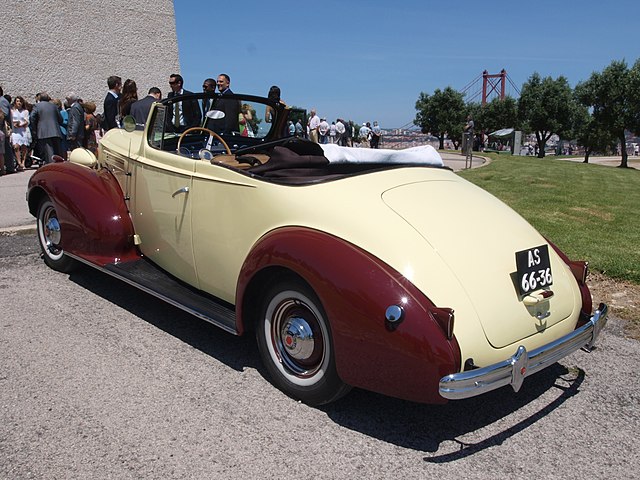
[{"left": 1, "top": 0, "right": 180, "bottom": 113}]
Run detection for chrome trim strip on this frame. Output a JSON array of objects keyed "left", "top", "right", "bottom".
[
  {"left": 65, "top": 253, "right": 239, "bottom": 335},
  {"left": 439, "top": 304, "right": 608, "bottom": 400}
]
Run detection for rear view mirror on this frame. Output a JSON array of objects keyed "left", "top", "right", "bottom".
[{"left": 122, "top": 115, "right": 136, "bottom": 132}]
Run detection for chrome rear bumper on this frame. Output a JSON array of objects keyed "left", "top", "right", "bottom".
[{"left": 439, "top": 303, "right": 608, "bottom": 400}]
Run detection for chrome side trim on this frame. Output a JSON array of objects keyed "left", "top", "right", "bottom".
[{"left": 439, "top": 304, "right": 608, "bottom": 400}]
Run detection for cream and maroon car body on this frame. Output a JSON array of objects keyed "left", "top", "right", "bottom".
[{"left": 27, "top": 92, "right": 607, "bottom": 406}]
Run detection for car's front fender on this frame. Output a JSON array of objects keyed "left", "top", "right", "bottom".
[
  {"left": 28, "top": 162, "right": 138, "bottom": 266},
  {"left": 237, "top": 227, "right": 461, "bottom": 404}
]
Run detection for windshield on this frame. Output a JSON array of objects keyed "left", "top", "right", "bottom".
[{"left": 147, "top": 92, "right": 288, "bottom": 155}]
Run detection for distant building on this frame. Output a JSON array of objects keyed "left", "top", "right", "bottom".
[{"left": 2, "top": 0, "right": 179, "bottom": 113}]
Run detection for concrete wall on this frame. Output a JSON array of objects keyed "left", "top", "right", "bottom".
[{"left": 1, "top": 0, "right": 179, "bottom": 113}]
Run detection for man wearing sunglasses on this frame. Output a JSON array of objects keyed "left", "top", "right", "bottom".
[
  {"left": 201, "top": 78, "right": 216, "bottom": 117},
  {"left": 167, "top": 74, "right": 201, "bottom": 132}
]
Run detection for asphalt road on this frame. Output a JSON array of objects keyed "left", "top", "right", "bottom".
[{"left": 1, "top": 231, "right": 638, "bottom": 479}]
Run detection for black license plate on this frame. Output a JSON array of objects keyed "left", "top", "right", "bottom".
[{"left": 515, "top": 245, "right": 553, "bottom": 296}]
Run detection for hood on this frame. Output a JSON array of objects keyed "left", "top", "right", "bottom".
[{"left": 381, "top": 178, "right": 579, "bottom": 349}]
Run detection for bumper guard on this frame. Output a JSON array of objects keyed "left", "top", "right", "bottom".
[{"left": 439, "top": 303, "right": 608, "bottom": 400}]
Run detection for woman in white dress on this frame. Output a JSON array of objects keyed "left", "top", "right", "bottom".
[{"left": 10, "top": 96, "right": 30, "bottom": 170}]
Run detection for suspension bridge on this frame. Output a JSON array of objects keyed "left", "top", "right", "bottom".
[{"left": 392, "top": 69, "right": 521, "bottom": 136}]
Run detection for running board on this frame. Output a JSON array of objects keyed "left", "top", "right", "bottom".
[{"left": 96, "top": 258, "right": 238, "bottom": 334}]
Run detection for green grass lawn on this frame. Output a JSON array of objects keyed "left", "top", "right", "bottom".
[{"left": 457, "top": 153, "right": 640, "bottom": 285}]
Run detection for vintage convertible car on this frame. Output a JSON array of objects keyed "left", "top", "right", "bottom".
[{"left": 27, "top": 91, "right": 608, "bottom": 406}]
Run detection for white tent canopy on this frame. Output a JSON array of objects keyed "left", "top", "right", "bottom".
[{"left": 488, "top": 128, "right": 515, "bottom": 138}]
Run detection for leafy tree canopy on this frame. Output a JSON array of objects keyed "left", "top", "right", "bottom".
[
  {"left": 571, "top": 100, "right": 617, "bottom": 162},
  {"left": 575, "top": 59, "right": 640, "bottom": 167},
  {"left": 414, "top": 86, "right": 465, "bottom": 149},
  {"left": 478, "top": 96, "right": 518, "bottom": 134},
  {"left": 518, "top": 73, "right": 575, "bottom": 157}
]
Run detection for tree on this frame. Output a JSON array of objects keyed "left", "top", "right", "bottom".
[
  {"left": 571, "top": 101, "right": 616, "bottom": 163},
  {"left": 287, "top": 105, "right": 306, "bottom": 128},
  {"left": 481, "top": 96, "right": 518, "bottom": 134},
  {"left": 629, "top": 59, "right": 640, "bottom": 137},
  {"left": 517, "top": 73, "right": 575, "bottom": 158},
  {"left": 414, "top": 87, "right": 465, "bottom": 149},
  {"left": 574, "top": 59, "right": 640, "bottom": 168}
]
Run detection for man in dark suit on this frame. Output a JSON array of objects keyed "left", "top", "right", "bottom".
[
  {"left": 29, "top": 92, "right": 63, "bottom": 164},
  {"left": 210, "top": 73, "right": 239, "bottom": 135},
  {"left": 130, "top": 87, "right": 162, "bottom": 125},
  {"left": 201, "top": 78, "right": 216, "bottom": 118},
  {"left": 66, "top": 93, "right": 85, "bottom": 150},
  {"left": 103, "top": 75, "right": 122, "bottom": 131},
  {"left": 167, "top": 73, "right": 201, "bottom": 132}
]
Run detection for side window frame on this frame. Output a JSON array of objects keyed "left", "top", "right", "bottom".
[{"left": 147, "top": 104, "right": 169, "bottom": 150}]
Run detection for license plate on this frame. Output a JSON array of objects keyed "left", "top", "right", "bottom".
[{"left": 515, "top": 245, "right": 553, "bottom": 296}]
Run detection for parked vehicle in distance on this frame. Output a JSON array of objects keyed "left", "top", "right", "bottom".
[{"left": 27, "top": 91, "right": 608, "bottom": 406}]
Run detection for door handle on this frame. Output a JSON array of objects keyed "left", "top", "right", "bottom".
[{"left": 172, "top": 186, "right": 190, "bottom": 198}]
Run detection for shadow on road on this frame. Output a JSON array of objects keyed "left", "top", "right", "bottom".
[
  {"left": 68, "top": 264, "right": 586, "bottom": 456},
  {"left": 68, "top": 266, "right": 261, "bottom": 373}
]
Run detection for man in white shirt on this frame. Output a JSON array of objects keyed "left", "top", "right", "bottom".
[
  {"left": 308, "top": 108, "right": 320, "bottom": 143},
  {"left": 318, "top": 118, "right": 329, "bottom": 144},
  {"left": 335, "top": 119, "right": 346, "bottom": 146},
  {"left": 359, "top": 122, "right": 371, "bottom": 148}
]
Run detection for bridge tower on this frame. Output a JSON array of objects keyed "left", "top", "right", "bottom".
[{"left": 482, "top": 69, "right": 507, "bottom": 105}]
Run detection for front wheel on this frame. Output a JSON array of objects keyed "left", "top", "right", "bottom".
[
  {"left": 256, "top": 279, "right": 350, "bottom": 406},
  {"left": 36, "top": 197, "right": 78, "bottom": 273}
]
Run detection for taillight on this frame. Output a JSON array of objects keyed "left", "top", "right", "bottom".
[
  {"left": 431, "top": 307, "right": 455, "bottom": 340},
  {"left": 568, "top": 260, "right": 589, "bottom": 285},
  {"left": 546, "top": 239, "right": 593, "bottom": 316}
]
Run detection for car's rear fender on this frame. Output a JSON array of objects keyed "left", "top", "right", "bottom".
[
  {"left": 28, "top": 162, "right": 139, "bottom": 266},
  {"left": 237, "top": 227, "right": 461, "bottom": 404}
]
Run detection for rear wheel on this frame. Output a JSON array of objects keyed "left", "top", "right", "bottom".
[
  {"left": 256, "top": 279, "right": 350, "bottom": 406},
  {"left": 36, "top": 197, "right": 78, "bottom": 273}
]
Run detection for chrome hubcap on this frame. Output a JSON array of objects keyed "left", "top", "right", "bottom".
[
  {"left": 45, "top": 216, "right": 61, "bottom": 246},
  {"left": 40, "top": 206, "right": 62, "bottom": 257},
  {"left": 272, "top": 298, "right": 325, "bottom": 377},
  {"left": 281, "top": 316, "right": 315, "bottom": 361}
]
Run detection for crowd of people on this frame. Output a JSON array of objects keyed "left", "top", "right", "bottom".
[
  {"left": 305, "top": 109, "right": 382, "bottom": 148},
  {"left": 0, "top": 74, "right": 384, "bottom": 175},
  {"left": 0, "top": 85, "right": 104, "bottom": 175}
]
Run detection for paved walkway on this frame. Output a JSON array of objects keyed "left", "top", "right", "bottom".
[
  {"left": 0, "top": 166, "right": 36, "bottom": 232},
  {"left": 439, "top": 151, "right": 640, "bottom": 171},
  {"left": 440, "top": 151, "right": 485, "bottom": 171},
  {"left": 560, "top": 155, "right": 640, "bottom": 169}
]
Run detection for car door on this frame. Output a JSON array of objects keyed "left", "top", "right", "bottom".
[
  {"left": 130, "top": 104, "right": 198, "bottom": 288},
  {"left": 190, "top": 99, "right": 275, "bottom": 304},
  {"left": 190, "top": 160, "right": 263, "bottom": 304}
]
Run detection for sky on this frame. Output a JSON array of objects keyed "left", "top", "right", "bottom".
[{"left": 174, "top": 0, "right": 640, "bottom": 129}]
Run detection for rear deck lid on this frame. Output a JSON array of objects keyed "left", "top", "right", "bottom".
[{"left": 382, "top": 179, "right": 578, "bottom": 348}]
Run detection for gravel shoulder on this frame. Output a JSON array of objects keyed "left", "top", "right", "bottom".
[{"left": 587, "top": 272, "right": 640, "bottom": 339}]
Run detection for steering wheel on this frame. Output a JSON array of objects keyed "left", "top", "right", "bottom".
[{"left": 177, "top": 127, "right": 231, "bottom": 156}]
